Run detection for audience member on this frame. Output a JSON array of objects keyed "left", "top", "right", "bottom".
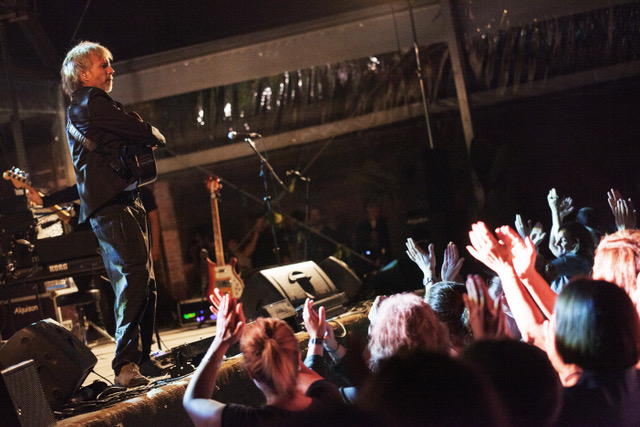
[
  {"left": 551, "top": 279, "right": 640, "bottom": 426},
  {"left": 424, "top": 281, "right": 472, "bottom": 353},
  {"left": 545, "top": 187, "right": 594, "bottom": 292},
  {"left": 463, "top": 275, "right": 515, "bottom": 340},
  {"left": 358, "top": 349, "right": 508, "bottom": 427},
  {"left": 461, "top": 339, "right": 563, "bottom": 427},
  {"left": 183, "top": 290, "right": 342, "bottom": 427},
  {"left": 302, "top": 293, "right": 449, "bottom": 405},
  {"left": 592, "top": 229, "right": 640, "bottom": 308}
]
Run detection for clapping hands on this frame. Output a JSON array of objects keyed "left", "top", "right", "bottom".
[
  {"left": 210, "top": 288, "right": 245, "bottom": 347},
  {"left": 441, "top": 242, "right": 465, "bottom": 282},
  {"left": 463, "top": 275, "right": 512, "bottom": 340},
  {"left": 515, "top": 214, "right": 547, "bottom": 249}
]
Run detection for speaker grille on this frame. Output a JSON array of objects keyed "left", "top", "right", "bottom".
[{"left": 2, "top": 360, "right": 55, "bottom": 427}]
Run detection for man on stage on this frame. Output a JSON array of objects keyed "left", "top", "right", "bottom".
[{"left": 61, "top": 41, "right": 165, "bottom": 387}]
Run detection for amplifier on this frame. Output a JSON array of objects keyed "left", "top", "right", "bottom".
[
  {"left": 177, "top": 298, "right": 216, "bottom": 326},
  {"left": 0, "top": 293, "right": 57, "bottom": 341}
]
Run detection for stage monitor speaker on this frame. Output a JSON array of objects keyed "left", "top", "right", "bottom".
[
  {"left": 241, "top": 260, "right": 348, "bottom": 325},
  {"left": 0, "top": 318, "right": 97, "bottom": 410},
  {"left": 319, "top": 256, "right": 362, "bottom": 301},
  {"left": 1, "top": 359, "right": 55, "bottom": 427}
]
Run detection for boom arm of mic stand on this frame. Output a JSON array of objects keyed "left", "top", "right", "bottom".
[{"left": 246, "top": 138, "right": 289, "bottom": 193}]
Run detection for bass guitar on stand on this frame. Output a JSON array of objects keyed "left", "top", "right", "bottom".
[{"left": 204, "top": 176, "right": 244, "bottom": 307}]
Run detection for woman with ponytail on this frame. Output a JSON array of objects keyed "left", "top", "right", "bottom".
[{"left": 183, "top": 290, "right": 342, "bottom": 427}]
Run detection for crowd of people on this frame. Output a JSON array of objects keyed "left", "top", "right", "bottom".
[{"left": 182, "top": 186, "right": 640, "bottom": 426}]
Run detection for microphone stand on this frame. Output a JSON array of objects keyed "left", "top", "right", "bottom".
[
  {"left": 246, "top": 137, "right": 288, "bottom": 265},
  {"left": 286, "top": 170, "right": 311, "bottom": 260}
]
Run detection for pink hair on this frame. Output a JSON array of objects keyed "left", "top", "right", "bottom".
[
  {"left": 367, "top": 292, "right": 450, "bottom": 371},
  {"left": 592, "top": 229, "right": 640, "bottom": 304}
]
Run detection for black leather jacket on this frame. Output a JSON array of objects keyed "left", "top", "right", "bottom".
[{"left": 66, "top": 87, "right": 162, "bottom": 222}]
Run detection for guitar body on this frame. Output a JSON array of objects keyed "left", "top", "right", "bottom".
[
  {"left": 121, "top": 145, "right": 157, "bottom": 190},
  {"left": 206, "top": 257, "right": 244, "bottom": 299},
  {"left": 205, "top": 177, "right": 245, "bottom": 302}
]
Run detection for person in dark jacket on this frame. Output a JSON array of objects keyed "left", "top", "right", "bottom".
[{"left": 61, "top": 41, "right": 166, "bottom": 387}]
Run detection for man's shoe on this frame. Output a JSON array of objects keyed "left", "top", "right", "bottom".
[{"left": 114, "top": 363, "right": 150, "bottom": 387}]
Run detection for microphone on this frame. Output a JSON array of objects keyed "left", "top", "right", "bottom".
[{"left": 228, "top": 130, "right": 262, "bottom": 140}]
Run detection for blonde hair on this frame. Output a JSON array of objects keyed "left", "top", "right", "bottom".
[
  {"left": 368, "top": 292, "right": 450, "bottom": 372},
  {"left": 60, "top": 41, "right": 112, "bottom": 98},
  {"left": 592, "top": 229, "right": 640, "bottom": 304},
  {"left": 240, "top": 317, "right": 300, "bottom": 399}
]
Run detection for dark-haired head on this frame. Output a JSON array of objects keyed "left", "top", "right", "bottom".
[
  {"left": 425, "top": 281, "right": 472, "bottom": 349},
  {"left": 358, "top": 349, "right": 508, "bottom": 427},
  {"left": 461, "top": 339, "right": 563, "bottom": 427},
  {"left": 554, "top": 278, "right": 640, "bottom": 370}
]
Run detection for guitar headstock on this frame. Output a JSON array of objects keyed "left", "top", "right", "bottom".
[
  {"left": 206, "top": 176, "right": 221, "bottom": 199},
  {"left": 3, "top": 167, "right": 31, "bottom": 189}
]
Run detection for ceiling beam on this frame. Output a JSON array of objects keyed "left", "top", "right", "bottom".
[
  {"left": 156, "top": 58, "right": 640, "bottom": 175},
  {"left": 110, "top": 0, "right": 445, "bottom": 105}
]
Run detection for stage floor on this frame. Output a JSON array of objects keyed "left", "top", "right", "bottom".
[{"left": 83, "top": 320, "right": 218, "bottom": 386}]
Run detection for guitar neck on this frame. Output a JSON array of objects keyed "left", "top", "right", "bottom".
[
  {"left": 3, "top": 170, "right": 72, "bottom": 223},
  {"left": 210, "top": 195, "right": 226, "bottom": 265}
]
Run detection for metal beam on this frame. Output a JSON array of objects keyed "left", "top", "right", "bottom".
[
  {"left": 110, "top": 1, "right": 445, "bottom": 105},
  {"left": 157, "top": 58, "right": 640, "bottom": 175}
]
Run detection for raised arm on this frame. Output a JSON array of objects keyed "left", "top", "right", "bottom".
[
  {"left": 467, "top": 222, "right": 547, "bottom": 346},
  {"left": 183, "top": 290, "right": 245, "bottom": 427},
  {"left": 441, "top": 242, "right": 465, "bottom": 283},
  {"left": 496, "top": 225, "right": 557, "bottom": 318},
  {"left": 302, "top": 298, "right": 327, "bottom": 374},
  {"left": 547, "top": 188, "right": 573, "bottom": 258},
  {"left": 463, "top": 274, "right": 513, "bottom": 340},
  {"left": 406, "top": 237, "right": 437, "bottom": 288},
  {"left": 608, "top": 189, "right": 637, "bottom": 231}
]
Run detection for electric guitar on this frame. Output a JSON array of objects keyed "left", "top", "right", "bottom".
[
  {"left": 3, "top": 167, "right": 72, "bottom": 223},
  {"left": 205, "top": 176, "right": 244, "bottom": 300}
]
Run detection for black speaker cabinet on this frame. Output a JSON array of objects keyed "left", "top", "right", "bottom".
[
  {"left": 241, "top": 260, "right": 348, "bottom": 325},
  {"left": 0, "top": 319, "right": 97, "bottom": 410},
  {"left": 319, "top": 256, "right": 362, "bottom": 301},
  {"left": 0, "top": 293, "right": 57, "bottom": 340},
  {"left": 0, "top": 359, "right": 55, "bottom": 427}
]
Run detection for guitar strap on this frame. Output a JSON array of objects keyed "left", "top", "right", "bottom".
[
  {"left": 66, "top": 119, "right": 107, "bottom": 154},
  {"left": 67, "top": 119, "right": 137, "bottom": 184}
]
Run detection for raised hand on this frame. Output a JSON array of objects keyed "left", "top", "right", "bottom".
[
  {"left": 529, "top": 222, "right": 547, "bottom": 248},
  {"left": 515, "top": 214, "right": 546, "bottom": 249},
  {"left": 607, "top": 188, "right": 623, "bottom": 214},
  {"left": 514, "top": 214, "right": 531, "bottom": 240},
  {"left": 441, "top": 242, "right": 465, "bottom": 282},
  {"left": 558, "top": 196, "right": 574, "bottom": 221},
  {"left": 547, "top": 188, "right": 560, "bottom": 212},
  {"left": 302, "top": 298, "right": 326, "bottom": 340},
  {"left": 496, "top": 225, "right": 537, "bottom": 278},
  {"left": 213, "top": 290, "right": 245, "bottom": 347},
  {"left": 466, "top": 222, "right": 513, "bottom": 275},
  {"left": 208, "top": 288, "right": 224, "bottom": 315},
  {"left": 463, "top": 274, "right": 512, "bottom": 340},
  {"left": 608, "top": 189, "right": 637, "bottom": 230},
  {"left": 406, "top": 237, "right": 436, "bottom": 283}
]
